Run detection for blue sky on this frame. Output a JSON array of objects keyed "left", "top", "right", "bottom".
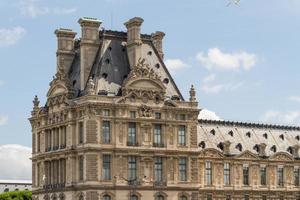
[{"left": 1, "top": 0, "right": 300, "bottom": 150}]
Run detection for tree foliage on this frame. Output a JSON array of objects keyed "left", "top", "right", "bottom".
[{"left": 0, "top": 190, "right": 31, "bottom": 200}]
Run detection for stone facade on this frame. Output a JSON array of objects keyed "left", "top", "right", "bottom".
[{"left": 29, "top": 17, "right": 300, "bottom": 200}]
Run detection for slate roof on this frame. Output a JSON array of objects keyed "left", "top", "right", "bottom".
[
  {"left": 68, "top": 30, "right": 183, "bottom": 99},
  {"left": 198, "top": 119, "right": 300, "bottom": 157}
]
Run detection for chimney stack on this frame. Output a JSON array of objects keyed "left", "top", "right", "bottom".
[
  {"left": 124, "top": 17, "right": 144, "bottom": 68},
  {"left": 78, "top": 17, "right": 101, "bottom": 90},
  {"left": 151, "top": 31, "right": 165, "bottom": 59},
  {"left": 54, "top": 28, "right": 76, "bottom": 73}
]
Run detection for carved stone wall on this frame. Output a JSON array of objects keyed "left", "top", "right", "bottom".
[
  {"left": 85, "top": 154, "right": 98, "bottom": 181},
  {"left": 86, "top": 120, "right": 98, "bottom": 144},
  {"left": 86, "top": 191, "right": 99, "bottom": 200}
]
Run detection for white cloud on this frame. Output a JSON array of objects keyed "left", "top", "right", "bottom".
[
  {"left": 0, "top": 27, "right": 26, "bottom": 47},
  {"left": 261, "top": 110, "right": 300, "bottom": 125},
  {"left": 200, "top": 74, "right": 244, "bottom": 94},
  {"left": 53, "top": 7, "right": 77, "bottom": 15},
  {"left": 198, "top": 109, "right": 222, "bottom": 121},
  {"left": 18, "top": 0, "right": 77, "bottom": 18},
  {"left": 0, "top": 115, "right": 8, "bottom": 126},
  {"left": 165, "top": 59, "right": 189, "bottom": 73},
  {"left": 196, "top": 48, "right": 257, "bottom": 71},
  {"left": 0, "top": 144, "right": 31, "bottom": 180},
  {"left": 289, "top": 96, "right": 300, "bottom": 103}
]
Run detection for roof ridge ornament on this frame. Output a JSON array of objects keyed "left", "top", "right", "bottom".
[
  {"left": 86, "top": 77, "right": 96, "bottom": 95},
  {"left": 189, "top": 85, "right": 196, "bottom": 102}
]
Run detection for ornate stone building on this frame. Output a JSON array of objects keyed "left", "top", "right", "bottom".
[{"left": 29, "top": 17, "right": 300, "bottom": 200}]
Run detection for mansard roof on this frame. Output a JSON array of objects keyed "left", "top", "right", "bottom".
[
  {"left": 198, "top": 119, "right": 300, "bottom": 158},
  {"left": 68, "top": 29, "right": 183, "bottom": 100}
]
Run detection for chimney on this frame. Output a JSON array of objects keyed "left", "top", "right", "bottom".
[
  {"left": 291, "top": 145, "right": 300, "bottom": 158},
  {"left": 151, "top": 31, "right": 165, "bottom": 59},
  {"left": 54, "top": 28, "right": 76, "bottom": 73},
  {"left": 223, "top": 141, "right": 231, "bottom": 155},
  {"left": 124, "top": 17, "right": 144, "bottom": 68},
  {"left": 78, "top": 17, "right": 101, "bottom": 90},
  {"left": 258, "top": 143, "right": 267, "bottom": 157}
]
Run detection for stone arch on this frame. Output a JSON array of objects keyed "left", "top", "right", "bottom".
[
  {"left": 128, "top": 191, "right": 142, "bottom": 200},
  {"left": 51, "top": 194, "right": 57, "bottom": 200},
  {"left": 154, "top": 191, "right": 168, "bottom": 200},
  {"left": 178, "top": 192, "right": 190, "bottom": 200},
  {"left": 59, "top": 193, "right": 65, "bottom": 200},
  {"left": 100, "top": 191, "right": 115, "bottom": 200},
  {"left": 44, "top": 194, "right": 50, "bottom": 200}
]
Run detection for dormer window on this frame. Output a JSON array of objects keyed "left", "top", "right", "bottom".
[
  {"left": 217, "top": 142, "right": 224, "bottom": 151},
  {"left": 155, "top": 63, "right": 160, "bottom": 69},
  {"left": 108, "top": 46, "right": 112, "bottom": 51},
  {"left": 228, "top": 130, "right": 233, "bottom": 137},
  {"left": 105, "top": 58, "right": 110, "bottom": 64},
  {"left": 279, "top": 134, "right": 284, "bottom": 140},
  {"left": 246, "top": 132, "right": 251, "bottom": 138},
  {"left": 102, "top": 73, "right": 108, "bottom": 79},
  {"left": 287, "top": 146, "right": 293, "bottom": 154},
  {"left": 199, "top": 141, "right": 206, "bottom": 149},
  {"left": 210, "top": 129, "right": 216, "bottom": 136},
  {"left": 147, "top": 51, "right": 152, "bottom": 55},
  {"left": 296, "top": 135, "right": 300, "bottom": 141},
  {"left": 263, "top": 133, "right": 268, "bottom": 139},
  {"left": 253, "top": 144, "right": 259, "bottom": 153},
  {"left": 271, "top": 145, "right": 277, "bottom": 153},
  {"left": 236, "top": 143, "right": 243, "bottom": 152},
  {"left": 163, "top": 78, "right": 169, "bottom": 84}
]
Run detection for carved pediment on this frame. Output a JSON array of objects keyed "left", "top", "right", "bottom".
[
  {"left": 236, "top": 150, "right": 260, "bottom": 160},
  {"left": 270, "top": 152, "right": 294, "bottom": 161},
  {"left": 200, "top": 148, "right": 224, "bottom": 158}
]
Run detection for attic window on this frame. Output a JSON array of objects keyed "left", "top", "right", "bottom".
[
  {"left": 279, "top": 134, "right": 284, "bottom": 140},
  {"left": 253, "top": 144, "right": 259, "bottom": 153},
  {"left": 122, "top": 47, "right": 126, "bottom": 52},
  {"left": 155, "top": 63, "right": 160, "bottom": 69},
  {"left": 228, "top": 130, "right": 233, "bottom": 137},
  {"left": 210, "top": 129, "right": 216, "bottom": 136},
  {"left": 147, "top": 51, "right": 152, "bottom": 55},
  {"left": 296, "top": 135, "right": 300, "bottom": 141},
  {"left": 263, "top": 133, "right": 268, "bottom": 139},
  {"left": 199, "top": 141, "right": 206, "bottom": 149},
  {"left": 123, "top": 75, "right": 128, "bottom": 79},
  {"left": 287, "top": 147, "right": 293, "bottom": 154},
  {"left": 217, "top": 142, "right": 224, "bottom": 151},
  {"left": 246, "top": 131, "right": 251, "bottom": 138},
  {"left": 72, "top": 80, "right": 76, "bottom": 86},
  {"left": 163, "top": 78, "right": 169, "bottom": 84},
  {"left": 171, "top": 95, "right": 180, "bottom": 101},
  {"left": 270, "top": 145, "right": 277, "bottom": 153},
  {"left": 236, "top": 143, "right": 243, "bottom": 152},
  {"left": 102, "top": 73, "right": 108, "bottom": 79},
  {"left": 105, "top": 59, "right": 110, "bottom": 64},
  {"left": 108, "top": 46, "right": 112, "bottom": 51}
]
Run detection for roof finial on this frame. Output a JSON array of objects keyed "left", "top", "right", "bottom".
[
  {"left": 33, "top": 95, "right": 40, "bottom": 108},
  {"left": 189, "top": 84, "right": 196, "bottom": 102}
]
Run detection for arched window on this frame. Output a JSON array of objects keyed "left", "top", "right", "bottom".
[
  {"left": 79, "top": 195, "right": 84, "bottom": 200},
  {"left": 130, "top": 195, "right": 138, "bottom": 200},
  {"left": 103, "top": 195, "right": 111, "bottom": 200},
  {"left": 179, "top": 196, "right": 187, "bottom": 200},
  {"left": 157, "top": 195, "right": 164, "bottom": 200}
]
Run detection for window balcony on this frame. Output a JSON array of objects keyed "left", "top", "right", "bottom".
[
  {"left": 127, "top": 141, "right": 138, "bottom": 146},
  {"left": 43, "top": 183, "right": 65, "bottom": 190},
  {"left": 154, "top": 181, "right": 166, "bottom": 187},
  {"left": 153, "top": 143, "right": 164, "bottom": 148},
  {"left": 127, "top": 179, "right": 141, "bottom": 186},
  {"left": 60, "top": 144, "right": 66, "bottom": 149}
]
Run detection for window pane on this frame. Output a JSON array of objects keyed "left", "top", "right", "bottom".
[
  {"left": 224, "top": 163, "right": 230, "bottom": 185},
  {"left": 79, "top": 122, "right": 84, "bottom": 144},
  {"left": 154, "top": 124, "right": 162, "bottom": 145},
  {"left": 294, "top": 168, "right": 300, "bottom": 186},
  {"left": 102, "top": 121, "right": 110, "bottom": 143},
  {"left": 260, "top": 167, "right": 267, "bottom": 186},
  {"left": 243, "top": 166, "right": 249, "bottom": 185},
  {"left": 102, "top": 155, "right": 111, "bottom": 180},
  {"left": 206, "top": 161, "right": 212, "bottom": 185},
  {"left": 155, "top": 157, "right": 163, "bottom": 182},
  {"left": 128, "top": 123, "right": 136, "bottom": 146},
  {"left": 179, "top": 158, "right": 187, "bottom": 181},
  {"left": 79, "top": 156, "right": 84, "bottom": 181},
  {"left": 278, "top": 167, "right": 284, "bottom": 186},
  {"left": 178, "top": 125, "right": 186, "bottom": 146},
  {"left": 128, "top": 156, "right": 137, "bottom": 180}
]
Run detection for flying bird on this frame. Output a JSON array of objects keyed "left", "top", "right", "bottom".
[{"left": 226, "top": 0, "right": 241, "bottom": 7}]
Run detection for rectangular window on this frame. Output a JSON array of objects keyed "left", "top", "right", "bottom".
[
  {"left": 278, "top": 167, "right": 284, "bottom": 187},
  {"left": 128, "top": 156, "right": 137, "bottom": 180},
  {"left": 179, "top": 157, "right": 187, "bottom": 181},
  {"left": 205, "top": 161, "right": 212, "bottom": 185},
  {"left": 154, "top": 157, "right": 163, "bottom": 182},
  {"left": 177, "top": 114, "right": 186, "bottom": 120},
  {"left": 103, "top": 109, "right": 110, "bottom": 117},
  {"left": 154, "top": 124, "right": 162, "bottom": 147},
  {"left": 225, "top": 195, "right": 231, "bottom": 200},
  {"left": 37, "top": 132, "right": 40, "bottom": 152},
  {"left": 262, "top": 195, "right": 267, "bottom": 200},
  {"left": 79, "top": 122, "right": 84, "bottom": 144},
  {"left": 260, "top": 167, "right": 267, "bottom": 186},
  {"left": 243, "top": 166, "right": 249, "bottom": 186},
  {"left": 244, "top": 195, "right": 249, "bottom": 200},
  {"left": 130, "top": 111, "right": 136, "bottom": 119},
  {"left": 128, "top": 123, "right": 137, "bottom": 146},
  {"left": 155, "top": 112, "right": 161, "bottom": 119},
  {"left": 79, "top": 156, "right": 84, "bottom": 181},
  {"left": 102, "top": 121, "right": 110, "bottom": 144},
  {"left": 206, "top": 194, "right": 212, "bottom": 200},
  {"left": 102, "top": 155, "right": 111, "bottom": 180},
  {"left": 294, "top": 167, "right": 300, "bottom": 186},
  {"left": 224, "top": 163, "right": 230, "bottom": 186},
  {"left": 178, "top": 125, "right": 186, "bottom": 146}
]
